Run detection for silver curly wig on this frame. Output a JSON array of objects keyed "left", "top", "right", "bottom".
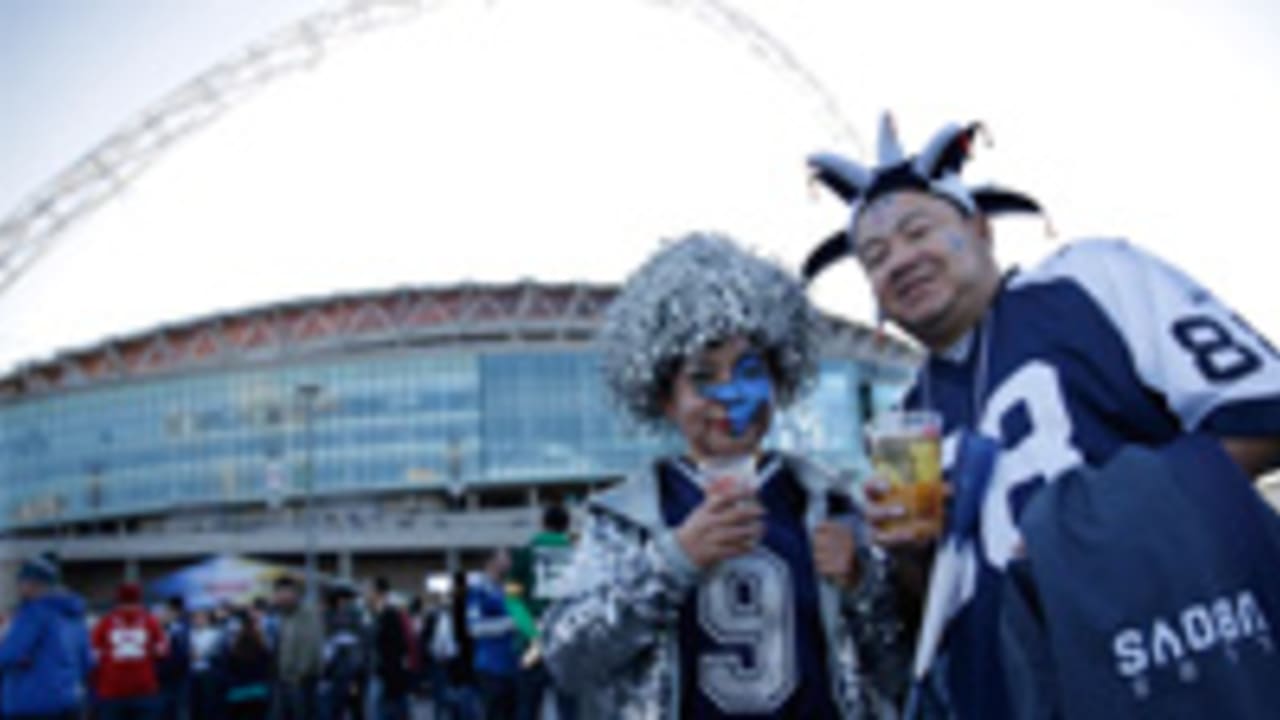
[{"left": 600, "top": 232, "right": 822, "bottom": 427}]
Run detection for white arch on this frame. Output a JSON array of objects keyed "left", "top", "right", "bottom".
[{"left": 0, "top": 0, "right": 861, "bottom": 297}]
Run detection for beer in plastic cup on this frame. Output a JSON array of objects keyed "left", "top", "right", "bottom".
[{"left": 866, "top": 410, "right": 944, "bottom": 540}]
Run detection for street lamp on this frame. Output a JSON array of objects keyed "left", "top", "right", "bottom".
[
  {"left": 446, "top": 433, "right": 464, "bottom": 511},
  {"left": 296, "top": 383, "right": 322, "bottom": 605}
]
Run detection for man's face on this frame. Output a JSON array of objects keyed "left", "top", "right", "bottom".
[
  {"left": 274, "top": 585, "right": 298, "bottom": 610},
  {"left": 853, "top": 191, "right": 995, "bottom": 346},
  {"left": 663, "top": 336, "right": 773, "bottom": 461},
  {"left": 16, "top": 578, "right": 40, "bottom": 601},
  {"left": 489, "top": 549, "right": 511, "bottom": 579}
]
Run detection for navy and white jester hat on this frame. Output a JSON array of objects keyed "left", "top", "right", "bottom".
[{"left": 802, "top": 113, "right": 1044, "bottom": 282}]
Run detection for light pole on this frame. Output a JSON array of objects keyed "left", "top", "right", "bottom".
[
  {"left": 446, "top": 433, "right": 464, "bottom": 511},
  {"left": 296, "top": 383, "right": 322, "bottom": 605}
]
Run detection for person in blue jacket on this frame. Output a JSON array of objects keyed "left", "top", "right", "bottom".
[
  {"left": 467, "top": 548, "right": 520, "bottom": 720},
  {"left": 0, "top": 555, "right": 93, "bottom": 720}
]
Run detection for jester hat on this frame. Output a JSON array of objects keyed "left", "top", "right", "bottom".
[{"left": 803, "top": 113, "right": 1044, "bottom": 282}]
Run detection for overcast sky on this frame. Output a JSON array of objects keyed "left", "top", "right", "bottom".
[{"left": 2, "top": 0, "right": 1278, "bottom": 373}]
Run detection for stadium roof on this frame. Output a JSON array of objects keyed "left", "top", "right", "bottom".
[{"left": 0, "top": 281, "right": 917, "bottom": 402}]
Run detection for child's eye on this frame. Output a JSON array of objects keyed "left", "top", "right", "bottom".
[{"left": 688, "top": 369, "right": 715, "bottom": 387}]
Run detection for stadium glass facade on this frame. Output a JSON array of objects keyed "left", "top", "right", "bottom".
[{"left": 0, "top": 284, "right": 916, "bottom": 533}]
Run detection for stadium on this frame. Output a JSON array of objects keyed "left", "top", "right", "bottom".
[
  {"left": 4, "top": 1, "right": 1277, "bottom": 611},
  {"left": 0, "top": 280, "right": 916, "bottom": 603},
  {"left": 6, "top": 5, "right": 1280, "bottom": 720},
  {"left": 0, "top": 0, "right": 919, "bottom": 606}
]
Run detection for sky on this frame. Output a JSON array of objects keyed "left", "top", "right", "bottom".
[{"left": 1, "top": 0, "right": 1278, "bottom": 374}]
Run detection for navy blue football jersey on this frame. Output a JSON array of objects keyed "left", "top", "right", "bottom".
[
  {"left": 658, "top": 454, "right": 840, "bottom": 719},
  {"left": 905, "top": 239, "right": 1280, "bottom": 719}
]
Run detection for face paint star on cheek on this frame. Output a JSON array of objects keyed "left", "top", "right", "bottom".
[
  {"left": 699, "top": 353, "right": 774, "bottom": 437},
  {"left": 945, "top": 231, "right": 968, "bottom": 253}
]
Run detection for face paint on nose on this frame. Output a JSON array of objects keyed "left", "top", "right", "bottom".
[{"left": 699, "top": 353, "right": 774, "bottom": 437}]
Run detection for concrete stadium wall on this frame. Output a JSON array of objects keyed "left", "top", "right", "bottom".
[{"left": 0, "top": 553, "right": 17, "bottom": 610}]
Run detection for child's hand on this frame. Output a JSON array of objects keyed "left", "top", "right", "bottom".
[{"left": 675, "top": 484, "right": 765, "bottom": 569}]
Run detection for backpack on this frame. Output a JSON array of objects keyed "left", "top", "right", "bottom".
[
  {"left": 159, "top": 620, "right": 191, "bottom": 682},
  {"left": 324, "top": 611, "right": 367, "bottom": 681},
  {"left": 398, "top": 608, "right": 422, "bottom": 675}
]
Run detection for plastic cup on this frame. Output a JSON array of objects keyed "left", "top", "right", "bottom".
[
  {"left": 866, "top": 410, "right": 944, "bottom": 540},
  {"left": 701, "top": 455, "right": 761, "bottom": 513}
]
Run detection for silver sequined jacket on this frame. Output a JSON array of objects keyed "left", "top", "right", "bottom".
[{"left": 542, "top": 453, "right": 910, "bottom": 719}]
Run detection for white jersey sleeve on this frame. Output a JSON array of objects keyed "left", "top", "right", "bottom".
[{"left": 1013, "top": 238, "right": 1280, "bottom": 433}]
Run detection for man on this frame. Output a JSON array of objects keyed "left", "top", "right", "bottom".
[
  {"left": 468, "top": 549, "right": 519, "bottom": 720},
  {"left": 431, "top": 571, "right": 480, "bottom": 720},
  {"left": 509, "top": 503, "right": 576, "bottom": 720},
  {"left": 318, "top": 584, "right": 367, "bottom": 720},
  {"left": 187, "top": 608, "right": 223, "bottom": 720},
  {"left": 157, "top": 596, "right": 192, "bottom": 720},
  {"left": 542, "top": 233, "right": 908, "bottom": 719},
  {"left": 367, "top": 577, "right": 410, "bottom": 720},
  {"left": 92, "top": 583, "right": 167, "bottom": 720},
  {"left": 804, "top": 114, "right": 1280, "bottom": 718},
  {"left": 271, "top": 574, "right": 324, "bottom": 720},
  {"left": 0, "top": 556, "right": 92, "bottom": 720}
]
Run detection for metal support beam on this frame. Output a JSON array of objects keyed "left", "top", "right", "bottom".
[{"left": 0, "top": 555, "right": 19, "bottom": 609}]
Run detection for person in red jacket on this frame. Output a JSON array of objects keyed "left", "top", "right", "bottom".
[{"left": 91, "top": 583, "right": 168, "bottom": 720}]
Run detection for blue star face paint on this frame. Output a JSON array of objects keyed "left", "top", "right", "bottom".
[
  {"left": 698, "top": 352, "right": 774, "bottom": 437},
  {"left": 945, "top": 231, "right": 968, "bottom": 254}
]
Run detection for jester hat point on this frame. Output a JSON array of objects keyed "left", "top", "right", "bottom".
[{"left": 803, "top": 113, "right": 1043, "bottom": 282}]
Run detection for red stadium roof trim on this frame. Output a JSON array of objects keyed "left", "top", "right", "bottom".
[
  {"left": 347, "top": 299, "right": 396, "bottom": 335},
  {"left": 0, "top": 281, "right": 917, "bottom": 402},
  {"left": 188, "top": 327, "right": 225, "bottom": 363},
  {"left": 137, "top": 335, "right": 171, "bottom": 372}
]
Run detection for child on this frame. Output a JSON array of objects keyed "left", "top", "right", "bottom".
[{"left": 542, "top": 233, "right": 908, "bottom": 719}]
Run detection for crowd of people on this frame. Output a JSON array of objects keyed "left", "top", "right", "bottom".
[
  {"left": 0, "top": 504, "right": 577, "bottom": 720},
  {"left": 4, "top": 112, "right": 1280, "bottom": 720}
]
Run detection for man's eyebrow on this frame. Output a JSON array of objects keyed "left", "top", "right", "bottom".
[
  {"left": 895, "top": 209, "right": 930, "bottom": 233},
  {"left": 859, "top": 208, "right": 931, "bottom": 250}
]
